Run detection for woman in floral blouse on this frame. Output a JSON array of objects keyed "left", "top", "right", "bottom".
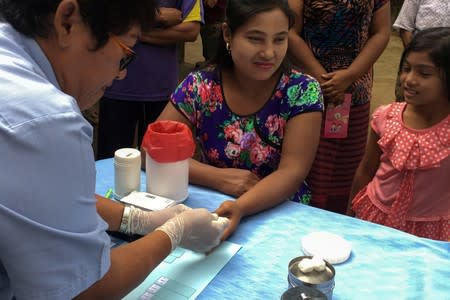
[{"left": 157, "top": 0, "right": 323, "bottom": 240}]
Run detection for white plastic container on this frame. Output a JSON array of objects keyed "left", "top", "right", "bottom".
[
  {"left": 141, "top": 120, "right": 195, "bottom": 203},
  {"left": 114, "top": 148, "right": 141, "bottom": 200},
  {"left": 146, "top": 154, "right": 189, "bottom": 202}
]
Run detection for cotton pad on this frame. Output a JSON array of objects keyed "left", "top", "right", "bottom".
[{"left": 301, "top": 231, "right": 352, "bottom": 264}]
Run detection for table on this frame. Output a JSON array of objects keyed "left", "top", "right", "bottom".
[{"left": 95, "top": 159, "right": 450, "bottom": 300}]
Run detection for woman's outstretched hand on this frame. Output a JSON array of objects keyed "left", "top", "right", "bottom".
[{"left": 214, "top": 200, "right": 243, "bottom": 241}]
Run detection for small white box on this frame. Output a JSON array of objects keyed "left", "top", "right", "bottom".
[{"left": 119, "top": 191, "right": 178, "bottom": 211}]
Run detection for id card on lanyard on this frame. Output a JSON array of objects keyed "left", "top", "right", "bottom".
[{"left": 323, "top": 93, "right": 351, "bottom": 139}]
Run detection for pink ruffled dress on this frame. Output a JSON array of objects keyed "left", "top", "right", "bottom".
[{"left": 352, "top": 103, "right": 450, "bottom": 241}]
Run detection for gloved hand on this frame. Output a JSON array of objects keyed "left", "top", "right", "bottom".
[
  {"left": 156, "top": 208, "right": 230, "bottom": 253},
  {"left": 128, "top": 205, "right": 191, "bottom": 235}
]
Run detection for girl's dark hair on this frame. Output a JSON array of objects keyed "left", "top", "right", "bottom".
[
  {"left": 209, "top": 0, "right": 295, "bottom": 72},
  {"left": 0, "top": 0, "right": 157, "bottom": 49},
  {"left": 398, "top": 27, "right": 450, "bottom": 101}
]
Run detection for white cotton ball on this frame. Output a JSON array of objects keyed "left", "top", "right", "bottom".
[
  {"left": 311, "top": 255, "right": 324, "bottom": 263},
  {"left": 314, "top": 263, "right": 326, "bottom": 272},
  {"left": 212, "top": 216, "right": 230, "bottom": 230},
  {"left": 217, "top": 216, "right": 229, "bottom": 226},
  {"left": 311, "top": 255, "right": 326, "bottom": 271},
  {"left": 298, "top": 258, "right": 315, "bottom": 273}
]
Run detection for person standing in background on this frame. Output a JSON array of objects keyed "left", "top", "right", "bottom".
[
  {"left": 393, "top": 0, "right": 450, "bottom": 101},
  {"left": 199, "top": 0, "right": 227, "bottom": 64},
  {"left": 96, "top": 0, "right": 204, "bottom": 160},
  {"left": 288, "top": 0, "right": 391, "bottom": 214},
  {"left": 393, "top": 0, "right": 450, "bottom": 48}
]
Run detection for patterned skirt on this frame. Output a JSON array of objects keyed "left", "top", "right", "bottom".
[
  {"left": 352, "top": 187, "right": 450, "bottom": 241},
  {"left": 307, "top": 102, "right": 370, "bottom": 214}
]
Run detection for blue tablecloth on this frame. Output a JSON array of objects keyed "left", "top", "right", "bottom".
[{"left": 95, "top": 159, "right": 450, "bottom": 300}]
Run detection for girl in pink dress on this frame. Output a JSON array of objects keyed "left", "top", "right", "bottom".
[{"left": 348, "top": 27, "right": 450, "bottom": 241}]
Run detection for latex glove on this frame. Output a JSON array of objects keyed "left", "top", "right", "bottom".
[
  {"left": 214, "top": 200, "right": 243, "bottom": 241},
  {"left": 129, "top": 204, "right": 191, "bottom": 235},
  {"left": 156, "top": 208, "right": 230, "bottom": 252}
]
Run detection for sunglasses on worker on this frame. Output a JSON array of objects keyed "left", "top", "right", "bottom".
[{"left": 110, "top": 35, "right": 136, "bottom": 70}]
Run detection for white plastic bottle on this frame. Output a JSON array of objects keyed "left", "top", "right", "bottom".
[{"left": 114, "top": 148, "right": 141, "bottom": 200}]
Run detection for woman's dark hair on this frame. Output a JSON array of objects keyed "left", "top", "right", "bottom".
[
  {"left": 398, "top": 27, "right": 450, "bottom": 101},
  {"left": 209, "top": 0, "right": 295, "bottom": 72},
  {"left": 0, "top": 0, "right": 157, "bottom": 49}
]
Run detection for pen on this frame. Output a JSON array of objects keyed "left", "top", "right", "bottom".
[{"left": 105, "top": 188, "right": 113, "bottom": 199}]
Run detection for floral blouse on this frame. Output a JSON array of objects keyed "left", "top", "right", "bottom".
[{"left": 170, "top": 68, "right": 323, "bottom": 202}]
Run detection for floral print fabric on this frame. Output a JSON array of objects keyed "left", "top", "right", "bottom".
[
  {"left": 170, "top": 68, "right": 324, "bottom": 203},
  {"left": 302, "top": 0, "right": 390, "bottom": 106}
]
